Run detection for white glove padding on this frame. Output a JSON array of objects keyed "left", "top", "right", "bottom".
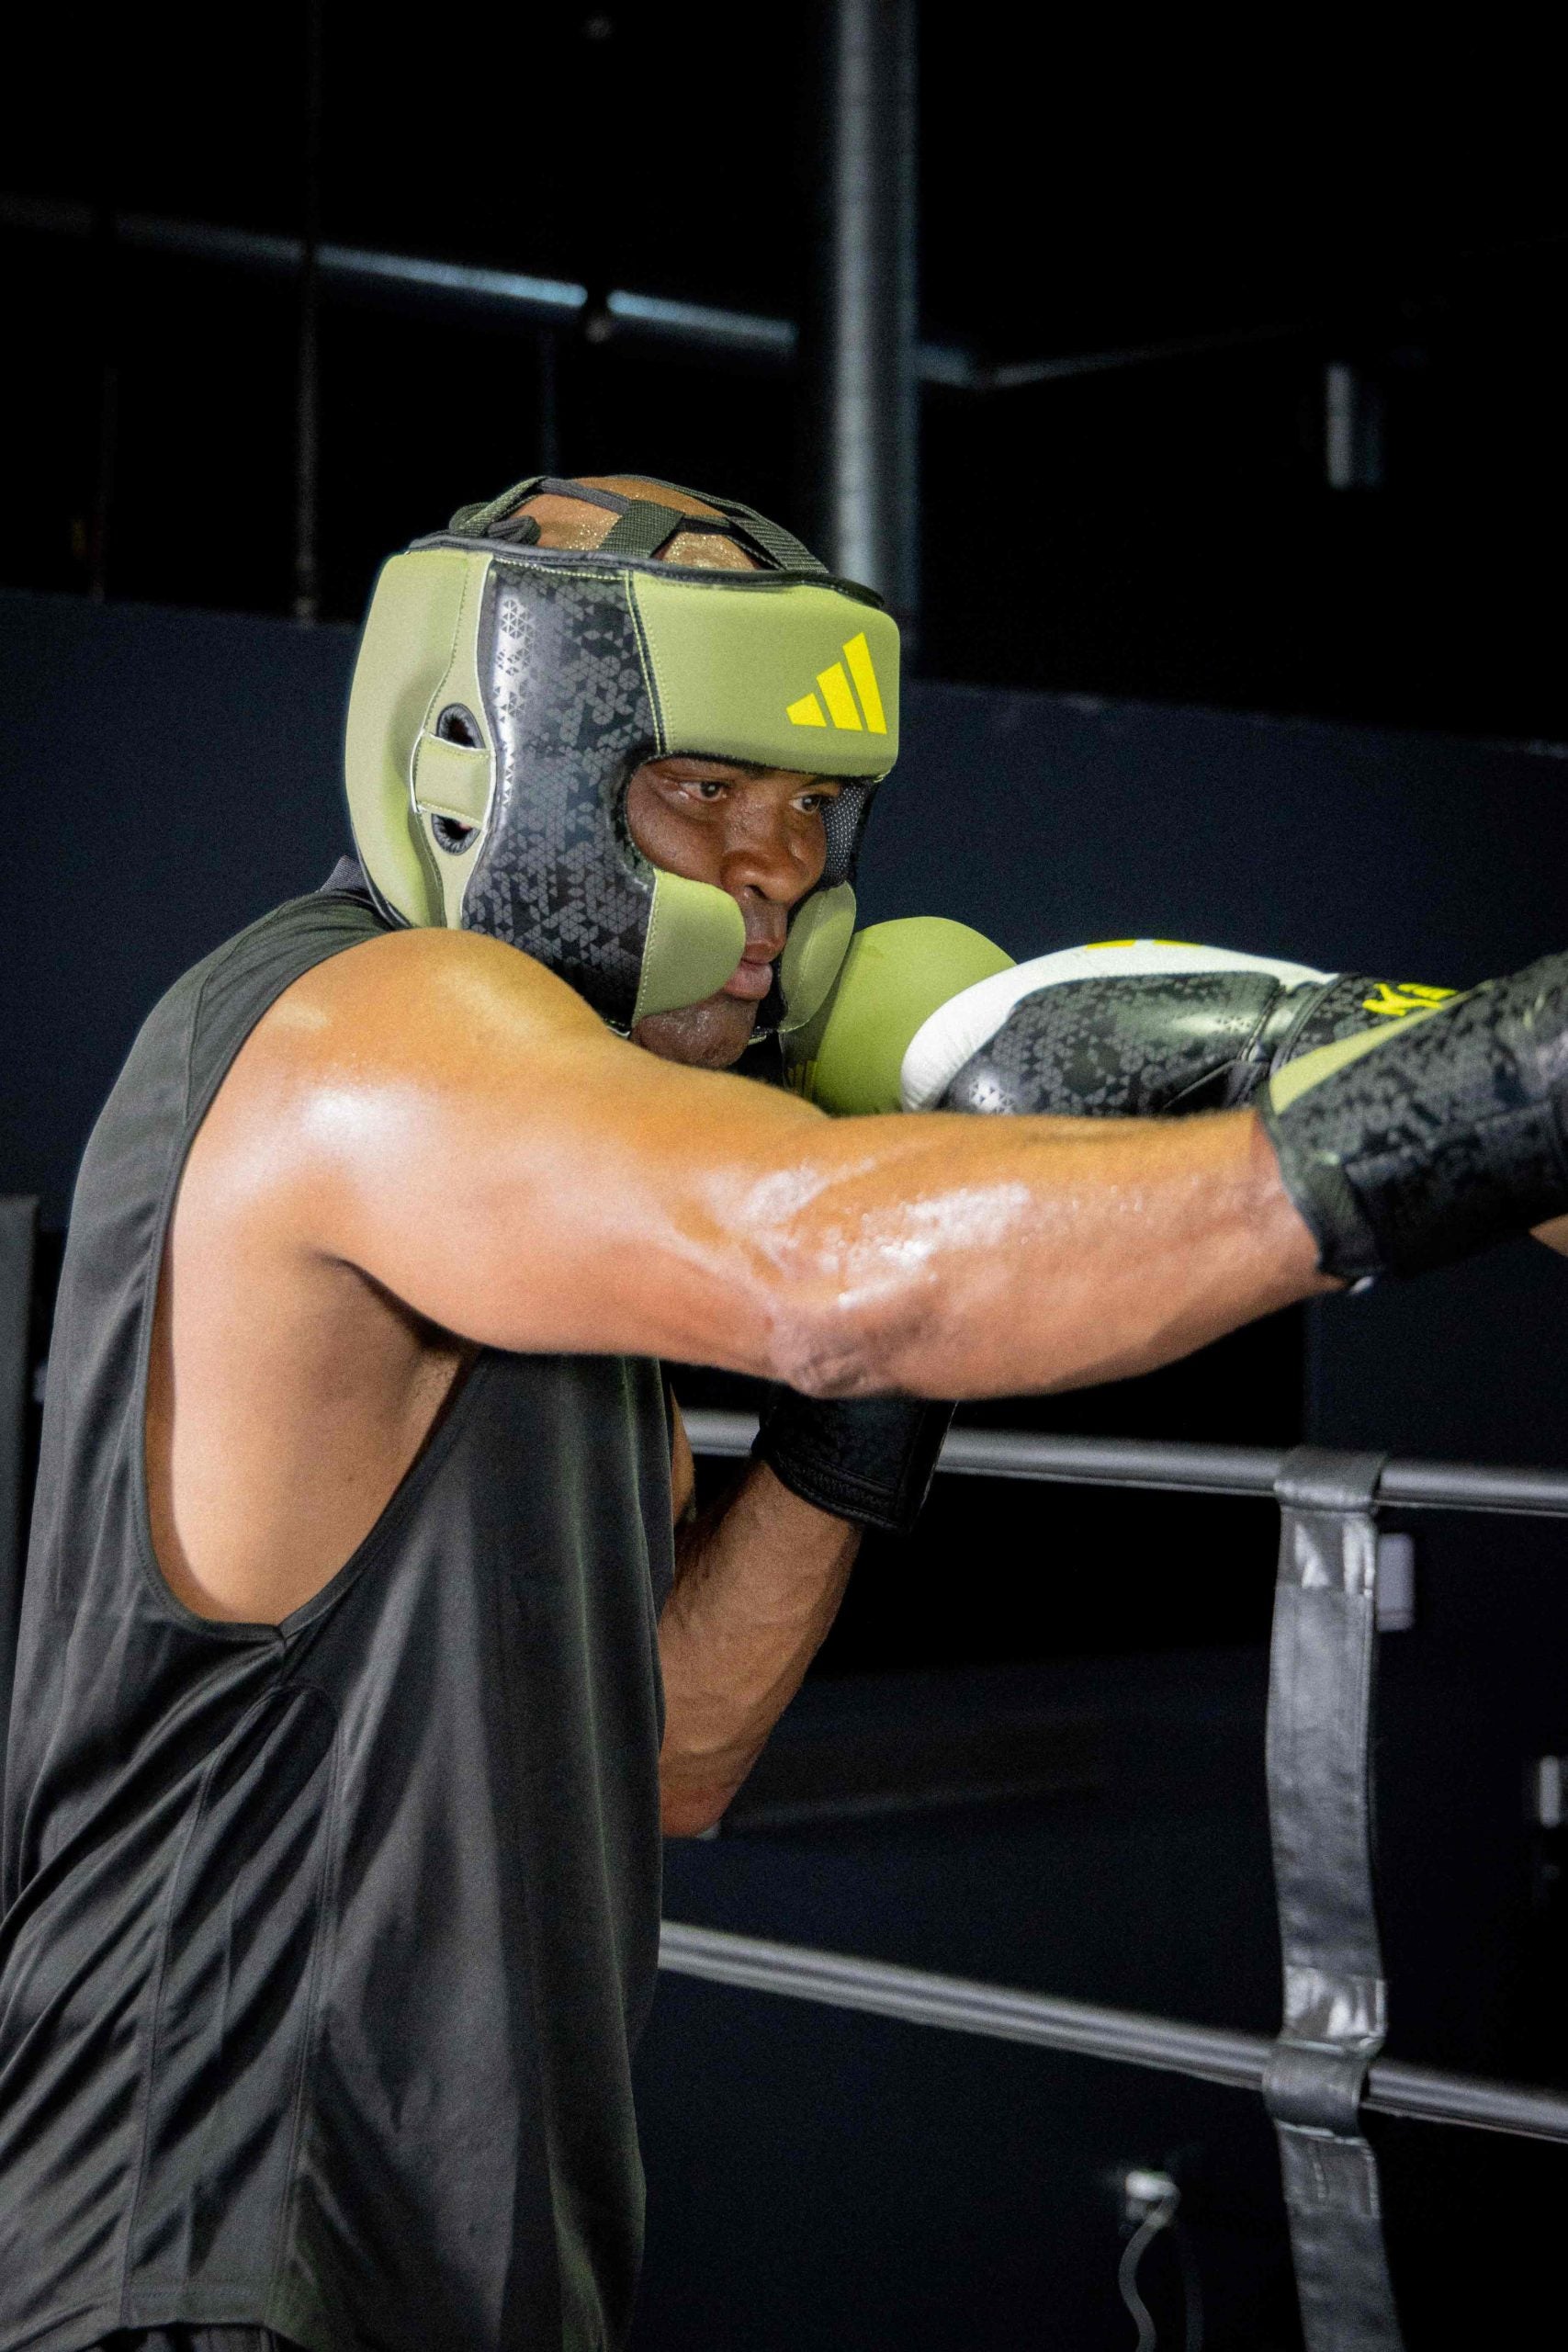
[{"left": 900, "top": 940, "right": 1333, "bottom": 1113}]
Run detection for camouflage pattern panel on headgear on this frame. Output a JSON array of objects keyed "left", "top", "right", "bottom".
[{"left": 465, "top": 567, "right": 663, "bottom": 1018}]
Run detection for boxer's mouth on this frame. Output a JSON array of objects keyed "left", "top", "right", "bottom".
[
  {"left": 722, "top": 932, "right": 785, "bottom": 1002},
  {"left": 722, "top": 951, "right": 776, "bottom": 1002}
]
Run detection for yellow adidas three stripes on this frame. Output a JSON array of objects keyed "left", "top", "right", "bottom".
[{"left": 786, "top": 632, "right": 888, "bottom": 734}]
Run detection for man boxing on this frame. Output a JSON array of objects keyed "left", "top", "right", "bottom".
[{"left": 5, "top": 472, "right": 1568, "bottom": 2352}]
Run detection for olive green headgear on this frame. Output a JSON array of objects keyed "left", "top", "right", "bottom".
[{"left": 344, "top": 474, "right": 901, "bottom": 1034}]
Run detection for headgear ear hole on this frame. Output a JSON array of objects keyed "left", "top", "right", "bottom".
[
  {"left": 435, "top": 704, "right": 483, "bottom": 749},
  {"left": 430, "top": 813, "right": 479, "bottom": 855}
]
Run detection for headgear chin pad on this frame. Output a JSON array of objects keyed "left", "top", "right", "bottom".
[{"left": 344, "top": 476, "right": 900, "bottom": 1035}]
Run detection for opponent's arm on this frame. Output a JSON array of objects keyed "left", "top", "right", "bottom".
[{"left": 237, "top": 922, "right": 1326, "bottom": 1401}]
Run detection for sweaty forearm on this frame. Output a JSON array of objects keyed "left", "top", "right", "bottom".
[
  {"left": 752, "top": 1104, "right": 1330, "bottom": 1403},
  {"left": 287, "top": 929, "right": 1325, "bottom": 1379},
  {"left": 658, "top": 1463, "right": 860, "bottom": 1837}
]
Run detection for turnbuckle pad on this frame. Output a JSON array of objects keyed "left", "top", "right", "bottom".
[{"left": 1264, "top": 1448, "right": 1405, "bottom": 2352}]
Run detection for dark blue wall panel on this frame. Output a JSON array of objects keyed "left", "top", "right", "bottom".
[
  {"left": 1, "top": 590, "right": 356, "bottom": 1227},
  {"left": 10, "top": 584, "right": 1568, "bottom": 1219}
]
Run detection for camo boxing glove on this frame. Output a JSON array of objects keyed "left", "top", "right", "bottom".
[{"left": 901, "top": 935, "right": 1568, "bottom": 1283}]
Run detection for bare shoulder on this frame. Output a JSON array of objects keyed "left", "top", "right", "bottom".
[
  {"left": 208, "top": 927, "right": 617, "bottom": 1161},
  {"left": 178, "top": 925, "right": 615, "bottom": 1264},
  {"left": 254, "top": 924, "right": 606, "bottom": 1076},
  {"left": 178, "top": 917, "right": 823, "bottom": 1363}
]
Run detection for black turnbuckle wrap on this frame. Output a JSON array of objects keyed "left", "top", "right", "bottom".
[{"left": 1264, "top": 1448, "right": 1404, "bottom": 2352}]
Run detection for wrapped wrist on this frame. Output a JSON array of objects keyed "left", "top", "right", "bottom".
[{"left": 752, "top": 1389, "right": 953, "bottom": 1536}]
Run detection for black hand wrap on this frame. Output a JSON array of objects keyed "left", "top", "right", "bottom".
[
  {"left": 1261, "top": 953, "right": 1568, "bottom": 1281},
  {"left": 752, "top": 1390, "right": 954, "bottom": 1535}
]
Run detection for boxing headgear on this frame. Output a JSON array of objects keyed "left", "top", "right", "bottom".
[{"left": 344, "top": 475, "right": 900, "bottom": 1035}]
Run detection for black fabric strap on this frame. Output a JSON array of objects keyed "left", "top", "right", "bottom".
[
  {"left": 723, "top": 513, "right": 827, "bottom": 572},
  {"left": 594, "top": 495, "right": 800, "bottom": 570},
  {"left": 447, "top": 475, "right": 547, "bottom": 536},
  {"left": 591, "top": 473, "right": 827, "bottom": 571},
  {"left": 595, "top": 500, "right": 701, "bottom": 560},
  {"left": 1264, "top": 1448, "right": 1404, "bottom": 2352},
  {"left": 701, "top": 504, "right": 824, "bottom": 570},
  {"left": 529, "top": 477, "right": 631, "bottom": 514},
  {"left": 641, "top": 478, "right": 829, "bottom": 572},
  {"left": 449, "top": 473, "right": 642, "bottom": 535}
]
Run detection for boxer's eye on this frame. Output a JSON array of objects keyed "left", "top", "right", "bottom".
[{"left": 657, "top": 770, "right": 730, "bottom": 804}]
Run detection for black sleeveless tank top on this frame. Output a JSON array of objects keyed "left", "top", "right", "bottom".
[{"left": 0, "top": 886, "right": 673, "bottom": 2352}]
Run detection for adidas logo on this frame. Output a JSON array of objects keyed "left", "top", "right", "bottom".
[{"left": 786, "top": 632, "right": 888, "bottom": 734}]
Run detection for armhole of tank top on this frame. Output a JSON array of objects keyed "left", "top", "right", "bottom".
[
  {"left": 274, "top": 1347, "right": 494, "bottom": 1640},
  {"left": 126, "top": 902, "right": 425, "bottom": 1644}
]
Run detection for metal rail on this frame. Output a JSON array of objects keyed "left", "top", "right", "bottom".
[
  {"left": 1, "top": 190, "right": 1309, "bottom": 393},
  {"left": 0, "top": 193, "right": 969, "bottom": 381},
  {"left": 682, "top": 1409, "right": 1568, "bottom": 1521},
  {"left": 660, "top": 1922, "right": 1568, "bottom": 2148},
  {"left": 673, "top": 1408, "right": 1568, "bottom": 2176}
]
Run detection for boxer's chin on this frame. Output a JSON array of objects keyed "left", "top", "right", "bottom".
[{"left": 633, "top": 990, "right": 760, "bottom": 1069}]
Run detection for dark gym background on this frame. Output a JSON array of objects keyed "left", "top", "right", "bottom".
[{"left": 5, "top": 13, "right": 1568, "bottom": 2347}]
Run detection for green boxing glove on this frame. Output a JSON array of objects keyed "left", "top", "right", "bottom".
[
  {"left": 898, "top": 939, "right": 1397, "bottom": 1115},
  {"left": 768, "top": 916, "right": 1018, "bottom": 1529},
  {"left": 1260, "top": 956, "right": 1568, "bottom": 1281},
  {"left": 786, "top": 926, "right": 1382, "bottom": 1120},
  {"left": 784, "top": 916, "right": 1018, "bottom": 1112}
]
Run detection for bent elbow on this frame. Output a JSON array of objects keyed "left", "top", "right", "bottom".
[
  {"left": 761, "top": 1288, "right": 923, "bottom": 1400},
  {"left": 741, "top": 1175, "right": 943, "bottom": 1398}
]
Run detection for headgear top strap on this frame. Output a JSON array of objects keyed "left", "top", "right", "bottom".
[
  {"left": 594, "top": 500, "right": 708, "bottom": 560},
  {"left": 446, "top": 473, "right": 833, "bottom": 577}
]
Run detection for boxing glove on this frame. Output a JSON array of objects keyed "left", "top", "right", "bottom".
[
  {"left": 771, "top": 917, "right": 1016, "bottom": 1521},
  {"left": 901, "top": 939, "right": 1443, "bottom": 1117},
  {"left": 784, "top": 917, "right": 1016, "bottom": 1113},
  {"left": 906, "top": 935, "right": 1568, "bottom": 1285},
  {"left": 1261, "top": 954, "right": 1568, "bottom": 1280},
  {"left": 782, "top": 922, "right": 1365, "bottom": 1122}
]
